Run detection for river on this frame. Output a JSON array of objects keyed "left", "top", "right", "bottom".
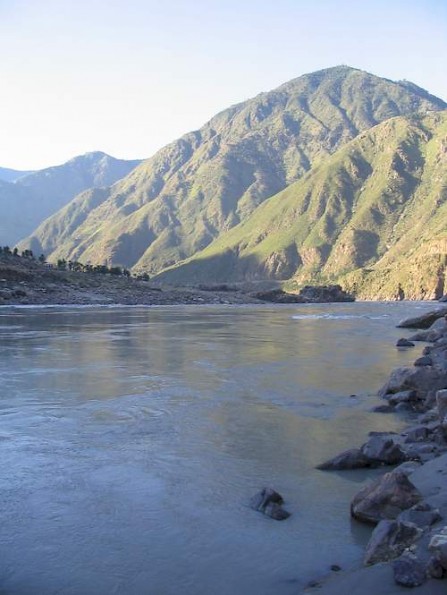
[{"left": 0, "top": 301, "right": 435, "bottom": 594}]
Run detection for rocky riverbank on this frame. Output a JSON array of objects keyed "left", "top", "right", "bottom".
[
  {"left": 306, "top": 307, "right": 447, "bottom": 593},
  {"left": 0, "top": 254, "right": 355, "bottom": 307}
]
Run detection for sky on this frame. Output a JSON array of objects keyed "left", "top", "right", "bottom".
[{"left": 1, "top": 0, "right": 446, "bottom": 170}]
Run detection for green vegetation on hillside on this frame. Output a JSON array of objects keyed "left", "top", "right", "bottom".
[
  {"left": 157, "top": 111, "right": 447, "bottom": 299},
  {"left": 19, "top": 66, "right": 446, "bottom": 282}
]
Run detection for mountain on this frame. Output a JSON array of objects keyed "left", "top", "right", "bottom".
[
  {"left": 1, "top": 152, "right": 141, "bottom": 247},
  {"left": 156, "top": 110, "right": 447, "bottom": 299},
  {"left": 0, "top": 167, "right": 34, "bottom": 183},
  {"left": 19, "top": 66, "right": 446, "bottom": 271}
]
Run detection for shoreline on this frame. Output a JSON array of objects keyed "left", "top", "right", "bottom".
[{"left": 303, "top": 307, "right": 447, "bottom": 593}]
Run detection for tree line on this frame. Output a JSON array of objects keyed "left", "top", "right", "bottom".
[{"left": 0, "top": 246, "right": 150, "bottom": 280}]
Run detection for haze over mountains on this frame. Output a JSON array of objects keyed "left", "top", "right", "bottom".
[
  {"left": 10, "top": 66, "right": 447, "bottom": 298},
  {"left": 0, "top": 152, "right": 141, "bottom": 246}
]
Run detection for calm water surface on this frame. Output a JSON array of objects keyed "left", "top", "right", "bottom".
[{"left": 0, "top": 302, "right": 436, "bottom": 594}]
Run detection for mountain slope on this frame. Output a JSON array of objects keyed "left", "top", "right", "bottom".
[
  {"left": 21, "top": 66, "right": 446, "bottom": 270},
  {"left": 1, "top": 152, "right": 141, "bottom": 247},
  {"left": 0, "top": 167, "right": 34, "bottom": 183},
  {"left": 156, "top": 111, "right": 447, "bottom": 299}
]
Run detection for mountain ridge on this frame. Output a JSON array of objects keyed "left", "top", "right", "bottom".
[
  {"left": 1, "top": 152, "right": 141, "bottom": 247},
  {"left": 18, "top": 66, "right": 447, "bottom": 277},
  {"left": 155, "top": 110, "right": 447, "bottom": 299}
]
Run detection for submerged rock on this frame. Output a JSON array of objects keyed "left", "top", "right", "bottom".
[
  {"left": 396, "top": 338, "right": 415, "bottom": 347},
  {"left": 350, "top": 471, "right": 422, "bottom": 524},
  {"left": 250, "top": 488, "right": 291, "bottom": 520}
]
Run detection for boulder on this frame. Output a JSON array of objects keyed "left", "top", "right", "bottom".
[
  {"left": 428, "top": 317, "right": 447, "bottom": 332},
  {"left": 250, "top": 488, "right": 291, "bottom": 520},
  {"left": 404, "top": 425, "right": 432, "bottom": 443},
  {"left": 426, "top": 556, "right": 445, "bottom": 579},
  {"left": 408, "top": 330, "right": 434, "bottom": 341},
  {"left": 429, "top": 526, "right": 447, "bottom": 569},
  {"left": 378, "top": 366, "right": 447, "bottom": 399},
  {"left": 393, "top": 552, "right": 427, "bottom": 587},
  {"left": 414, "top": 356, "right": 433, "bottom": 367},
  {"left": 397, "top": 308, "right": 447, "bottom": 329},
  {"left": 398, "top": 501, "right": 442, "bottom": 529},
  {"left": 364, "top": 519, "right": 422, "bottom": 565},
  {"left": 388, "top": 390, "right": 419, "bottom": 406},
  {"left": 361, "top": 435, "right": 406, "bottom": 465},
  {"left": 351, "top": 470, "right": 422, "bottom": 524},
  {"left": 436, "top": 389, "right": 447, "bottom": 438},
  {"left": 316, "top": 448, "right": 371, "bottom": 470},
  {"left": 436, "top": 389, "right": 447, "bottom": 422},
  {"left": 396, "top": 338, "right": 415, "bottom": 347}
]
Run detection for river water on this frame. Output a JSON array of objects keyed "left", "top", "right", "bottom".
[{"left": 0, "top": 301, "right": 435, "bottom": 594}]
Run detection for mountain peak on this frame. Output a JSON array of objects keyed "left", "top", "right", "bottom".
[{"left": 17, "top": 66, "right": 447, "bottom": 278}]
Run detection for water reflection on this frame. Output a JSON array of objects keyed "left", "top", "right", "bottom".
[{"left": 0, "top": 302, "right": 436, "bottom": 594}]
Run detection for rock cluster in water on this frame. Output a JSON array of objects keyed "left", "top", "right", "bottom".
[{"left": 313, "top": 306, "right": 447, "bottom": 592}]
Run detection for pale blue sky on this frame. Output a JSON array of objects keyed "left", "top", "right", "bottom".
[{"left": 1, "top": 0, "right": 446, "bottom": 169}]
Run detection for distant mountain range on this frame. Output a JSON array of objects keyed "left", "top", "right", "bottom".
[
  {"left": 0, "top": 152, "right": 141, "bottom": 247},
  {"left": 0, "top": 167, "right": 34, "bottom": 183},
  {"left": 13, "top": 66, "right": 447, "bottom": 298}
]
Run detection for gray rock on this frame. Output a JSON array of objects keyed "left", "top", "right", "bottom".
[
  {"left": 426, "top": 556, "right": 445, "bottom": 579},
  {"left": 351, "top": 470, "right": 422, "bottom": 525},
  {"left": 250, "top": 488, "right": 290, "bottom": 521},
  {"left": 436, "top": 389, "right": 447, "bottom": 438},
  {"left": 316, "top": 448, "right": 371, "bottom": 470},
  {"left": 436, "top": 389, "right": 447, "bottom": 422},
  {"left": 394, "top": 461, "right": 422, "bottom": 476},
  {"left": 429, "top": 526, "right": 447, "bottom": 569},
  {"left": 404, "top": 425, "right": 432, "bottom": 443},
  {"left": 414, "top": 356, "right": 433, "bottom": 367},
  {"left": 393, "top": 552, "right": 427, "bottom": 587},
  {"left": 396, "top": 338, "right": 415, "bottom": 347},
  {"left": 398, "top": 501, "right": 442, "bottom": 528},
  {"left": 361, "top": 435, "right": 407, "bottom": 465},
  {"left": 397, "top": 308, "right": 447, "bottom": 329},
  {"left": 408, "top": 330, "right": 434, "bottom": 341},
  {"left": 364, "top": 519, "right": 422, "bottom": 565},
  {"left": 388, "top": 390, "right": 418, "bottom": 405},
  {"left": 428, "top": 317, "right": 447, "bottom": 332},
  {"left": 419, "top": 408, "right": 439, "bottom": 423},
  {"left": 379, "top": 366, "right": 447, "bottom": 399},
  {"left": 264, "top": 502, "right": 291, "bottom": 520},
  {"left": 395, "top": 402, "right": 414, "bottom": 413}
]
